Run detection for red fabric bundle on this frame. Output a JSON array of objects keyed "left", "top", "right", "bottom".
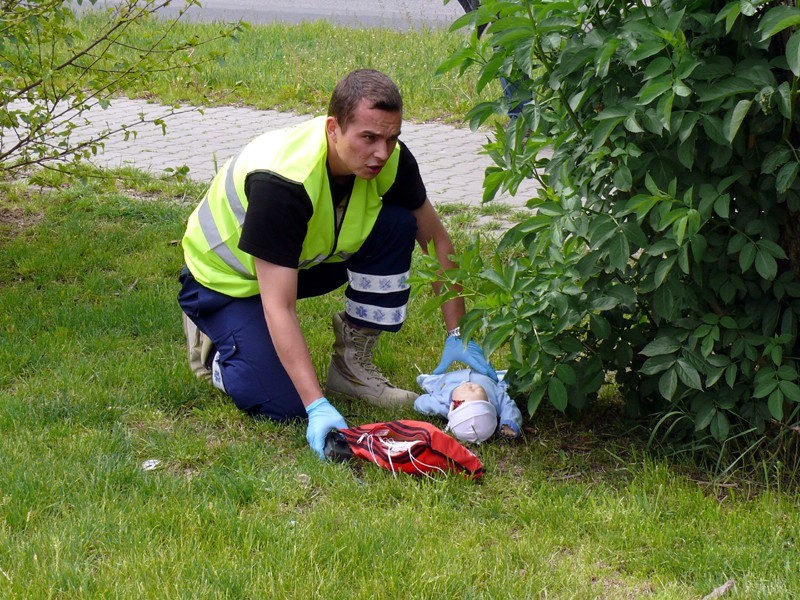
[{"left": 331, "top": 419, "right": 484, "bottom": 479}]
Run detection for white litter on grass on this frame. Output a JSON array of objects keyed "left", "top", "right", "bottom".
[{"left": 141, "top": 459, "right": 161, "bottom": 471}]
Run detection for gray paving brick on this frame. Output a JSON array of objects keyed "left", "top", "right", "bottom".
[{"left": 6, "top": 97, "right": 542, "bottom": 211}]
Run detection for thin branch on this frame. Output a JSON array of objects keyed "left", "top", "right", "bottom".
[{"left": 8, "top": 0, "right": 175, "bottom": 102}]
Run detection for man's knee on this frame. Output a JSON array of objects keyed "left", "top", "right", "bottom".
[
  {"left": 376, "top": 204, "right": 417, "bottom": 242},
  {"left": 207, "top": 328, "right": 305, "bottom": 422}
]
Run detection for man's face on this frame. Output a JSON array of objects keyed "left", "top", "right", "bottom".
[{"left": 326, "top": 99, "right": 402, "bottom": 180}]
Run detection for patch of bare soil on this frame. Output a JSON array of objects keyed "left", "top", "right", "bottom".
[{"left": 0, "top": 205, "right": 42, "bottom": 240}]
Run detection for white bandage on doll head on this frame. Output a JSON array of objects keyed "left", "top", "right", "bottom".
[{"left": 446, "top": 382, "right": 497, "bottom": 443}]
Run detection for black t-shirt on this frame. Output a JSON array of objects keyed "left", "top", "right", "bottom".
[{"left": 238, "top": 140, "right": 426, "bottom": 268}]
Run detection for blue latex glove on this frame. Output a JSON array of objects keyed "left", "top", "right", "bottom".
[
  {"left": 306, "top": 397, "right": 348, "bottom": 460},
  {"left": 433, "top": 336, "right": 498, "bottom": 381}
]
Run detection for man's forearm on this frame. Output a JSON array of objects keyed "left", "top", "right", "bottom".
[
  {"left": 263, "top": 308, "right": 324, "bottom": 407},
  {"left": 441, "top": 295, "right": 466, "bottom": 332},
  {"left": 431, "top": 234, "right": 466, "bottom": 331}
]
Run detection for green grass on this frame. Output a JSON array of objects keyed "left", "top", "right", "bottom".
[
  {"left": 2, "top": 171, "right": 800, "bottom": 598},
  {"left": 73, "top": 10, "right": 492, "bottom": 123}
]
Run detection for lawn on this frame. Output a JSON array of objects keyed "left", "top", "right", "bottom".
[
  {"left": 2, "top": 7, "right": 800, "bottom": 599},
  {"left": 1, "top": 170, "right": 798, "bottom": 598}
]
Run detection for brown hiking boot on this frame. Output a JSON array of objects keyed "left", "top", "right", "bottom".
[
  {"left": 325, "top": 311, "right": 417, "bottom": 407},
  {"left": 182, "top": 312, "right": 213, "bottom": 382}
]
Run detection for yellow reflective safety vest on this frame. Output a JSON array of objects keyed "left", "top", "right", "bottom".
[{"left": 182, "top": 116, "right": 401, "bottom": 298}]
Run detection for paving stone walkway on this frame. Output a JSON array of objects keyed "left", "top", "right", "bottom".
[{"left": 67, "top": 97, "right": 540, "bottom": 217}]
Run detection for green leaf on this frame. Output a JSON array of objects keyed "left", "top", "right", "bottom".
[
  {"left": 589, "top": 313, "right": 611, "bottom": 339},
  {"left": 768, "top": 389, "right": 784, "bottom": 420},
  {"left": 723, "top": 99, "right": 752, "bottom": 143},
  {"left": 787, "top": 30, "right": 800, "bottom": 77},
  {"left": 715, "top": 1, "right": 741, "bottom": 33},
  {"left": 696, "top": 77, "right": 757, "bottom": 102},
  {"left": 624, "top": 113, "right": 645, "bottom": 133},
  {"left": 725, "top": 363, "right": 738, "bottom": 388},
  {"left": 607, "top": 284, "right": 637, "bottom": 306},
  {"left": 653, "top": 284, "right": 675, "bottom": 319},
  {"left": 556, "top": 363, "right": 577, "bottom": 386},
  {"left": 714, "top": 195, "right": 730, "bottom": 219},
  {"left": 656, "top": 91, "right": 675, "bottom": 131},
  {"left": 676, "top": 358, "right": 703, "bottom": 390},
  {"left": 753, "top": 377, "right": 778, "bottom": 399},
  {"left": 638, "top": 77, "right": 673, "bottom": 105},
  {"left": 645, "top": 238, "right": 678, "bottom": 256},
  {"left": 776, "top": 161, "right": 799, "bottom": 194},
  {"left": 592, "top": 117, "right": 624, "bottom": 148},
  {"left": 476, "top": 55, "right": 505, "bottom": 93},
  {"left": 762, "top": 146, "right": 792, "bottom": 174},
  {"left": 659, "top": 368, "right": 678, "bottom": 400},
  {"left": 589, "top": 215, "right": 617, "bottom": 247},
  {"left": 479, "top": 268, "right": 510, "bottom": 290},
  {"left": 678, "top": 112, "right": 700, "bottom": 142},
  {"left": 756, "top": 239, "right": 788, "bottom": 260},
  {"left": 624, "top": 195, "right": 659, "bottom": 220},
  {"left": 727, "top": 233, "right": 747, "bottom": 254},
  {"left": 548, "top": 376, "right": 568, "bottom": 412},
  {"left": 701, "top": 332, "right": 715, "bottom": 357},
  {"left": 642, "top": 354, "right": 676, "bottom": 375},
  {"left": 706, "top": 366, "right": 725, "bottom": 387},
  {"left": 677, "top": 134, "right": 696, "bottom": 169},
  {"left": 674, "top": 216, "right": 688, "bottom": 246},
  {"left": 641, "top": 336, "right": 681, "bottom": 357},
  {"left": 758, "top": 5, "right": 800, "bottom": 41},
  {"left": 608, "top": 233, "right": 630, "bottom": 272},
  {"left": 691, "top": 234, "right": 708, "bottom": 263},
  {"left": 779, "top": 380, "right": 800, "bottom": 402},
  {"left": 777, "top": 82, "right": 793, "bottom": 119},
  {"left": 740, "top": 0, "right": 758, "bottom": 17},
  {"left": 695, "top": 399, "right": 716, "bottom": 430},
  {"left": 483, "top": 321, "right": 514, "bottom": 357},
  {"left": 590, "top": 296, "right": 620, "bottom": 311},
  {"left": 655, "top": 255, "right": 677, "bottom": 287},
  {"left": 644, "top": 57, "right": 671, "bottom": 80},
  {"left": 527, "top": 386, "right": 546, "bottom": 416},
  {"left": 710, "top": 411, "right": 730, "bottom": 441},
  {"left": 595, "top": 37, "right": 620, "bottom": 78},
  {"left": 613, "top": 164, "right": 633, "bottom": 191},
  {"left": 739, "top": 242, "right": 757, "bottom": 272},
  {"left": 673, "top": 81, "right": 692, "bottom": 97},
  {"left": 755, "top": 250, "right": 778, "bottom": 280}
]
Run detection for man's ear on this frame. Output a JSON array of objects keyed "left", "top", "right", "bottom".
[{"left": 326, "top": 116, "right": 338, "bottom": 141}]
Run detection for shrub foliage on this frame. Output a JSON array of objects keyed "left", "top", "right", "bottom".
[{"left": 433, "top": 0, "right": 800, "bottom": 446}]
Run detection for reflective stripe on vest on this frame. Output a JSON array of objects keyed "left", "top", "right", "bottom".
[{"left": 182, "top": 116, "right": 401, "bottom": 298}]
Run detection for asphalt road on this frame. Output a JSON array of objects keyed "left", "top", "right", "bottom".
[{"left": 76, "top": 0, "right": 466, "bottom": 30}]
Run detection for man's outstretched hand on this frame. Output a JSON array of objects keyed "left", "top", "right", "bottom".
[
  {"left": 306, "top": 397, "right": 347, "bottom": 459},
  {"left": 433, "top": 336, "right": 498, "bottom": 381}
]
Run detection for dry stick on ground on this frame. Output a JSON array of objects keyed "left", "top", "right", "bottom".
[{"left": 701, "top": 579, "right": 735, "bottom": 600}]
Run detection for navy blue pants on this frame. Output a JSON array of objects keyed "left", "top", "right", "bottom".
[{"left": 178, "top": 204, "right": 418, "bottom": 421}]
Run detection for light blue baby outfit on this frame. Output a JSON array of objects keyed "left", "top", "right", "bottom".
[{"left": 414, "top": 369, "right": 523, "bottom": 437}]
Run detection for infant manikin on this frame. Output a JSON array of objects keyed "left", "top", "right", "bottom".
[
  {"left": 415, "top": 369, "right": 523, "bottom": 443},
  {"left": 447, "top": 382, "right": 514, "bottom": 443}
]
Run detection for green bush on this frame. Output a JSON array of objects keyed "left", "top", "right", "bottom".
[{"left": 431, "top": 0, "right": 800, "bottom": 449}]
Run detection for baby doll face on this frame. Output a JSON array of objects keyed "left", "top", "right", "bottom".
[
  {"left": 450, "top": 382, "right": 488, "bottom": 411},
  {"left": 447, "top": 381, "right": 497, "bottom": 443}
]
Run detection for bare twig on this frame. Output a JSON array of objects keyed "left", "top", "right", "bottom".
[{"left": 701, "top": 579, "right": 735, "bottom": 600}]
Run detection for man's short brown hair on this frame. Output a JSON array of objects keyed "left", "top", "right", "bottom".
[{"left": 328, "top": 69, "right": 403, "bottom": 131}]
